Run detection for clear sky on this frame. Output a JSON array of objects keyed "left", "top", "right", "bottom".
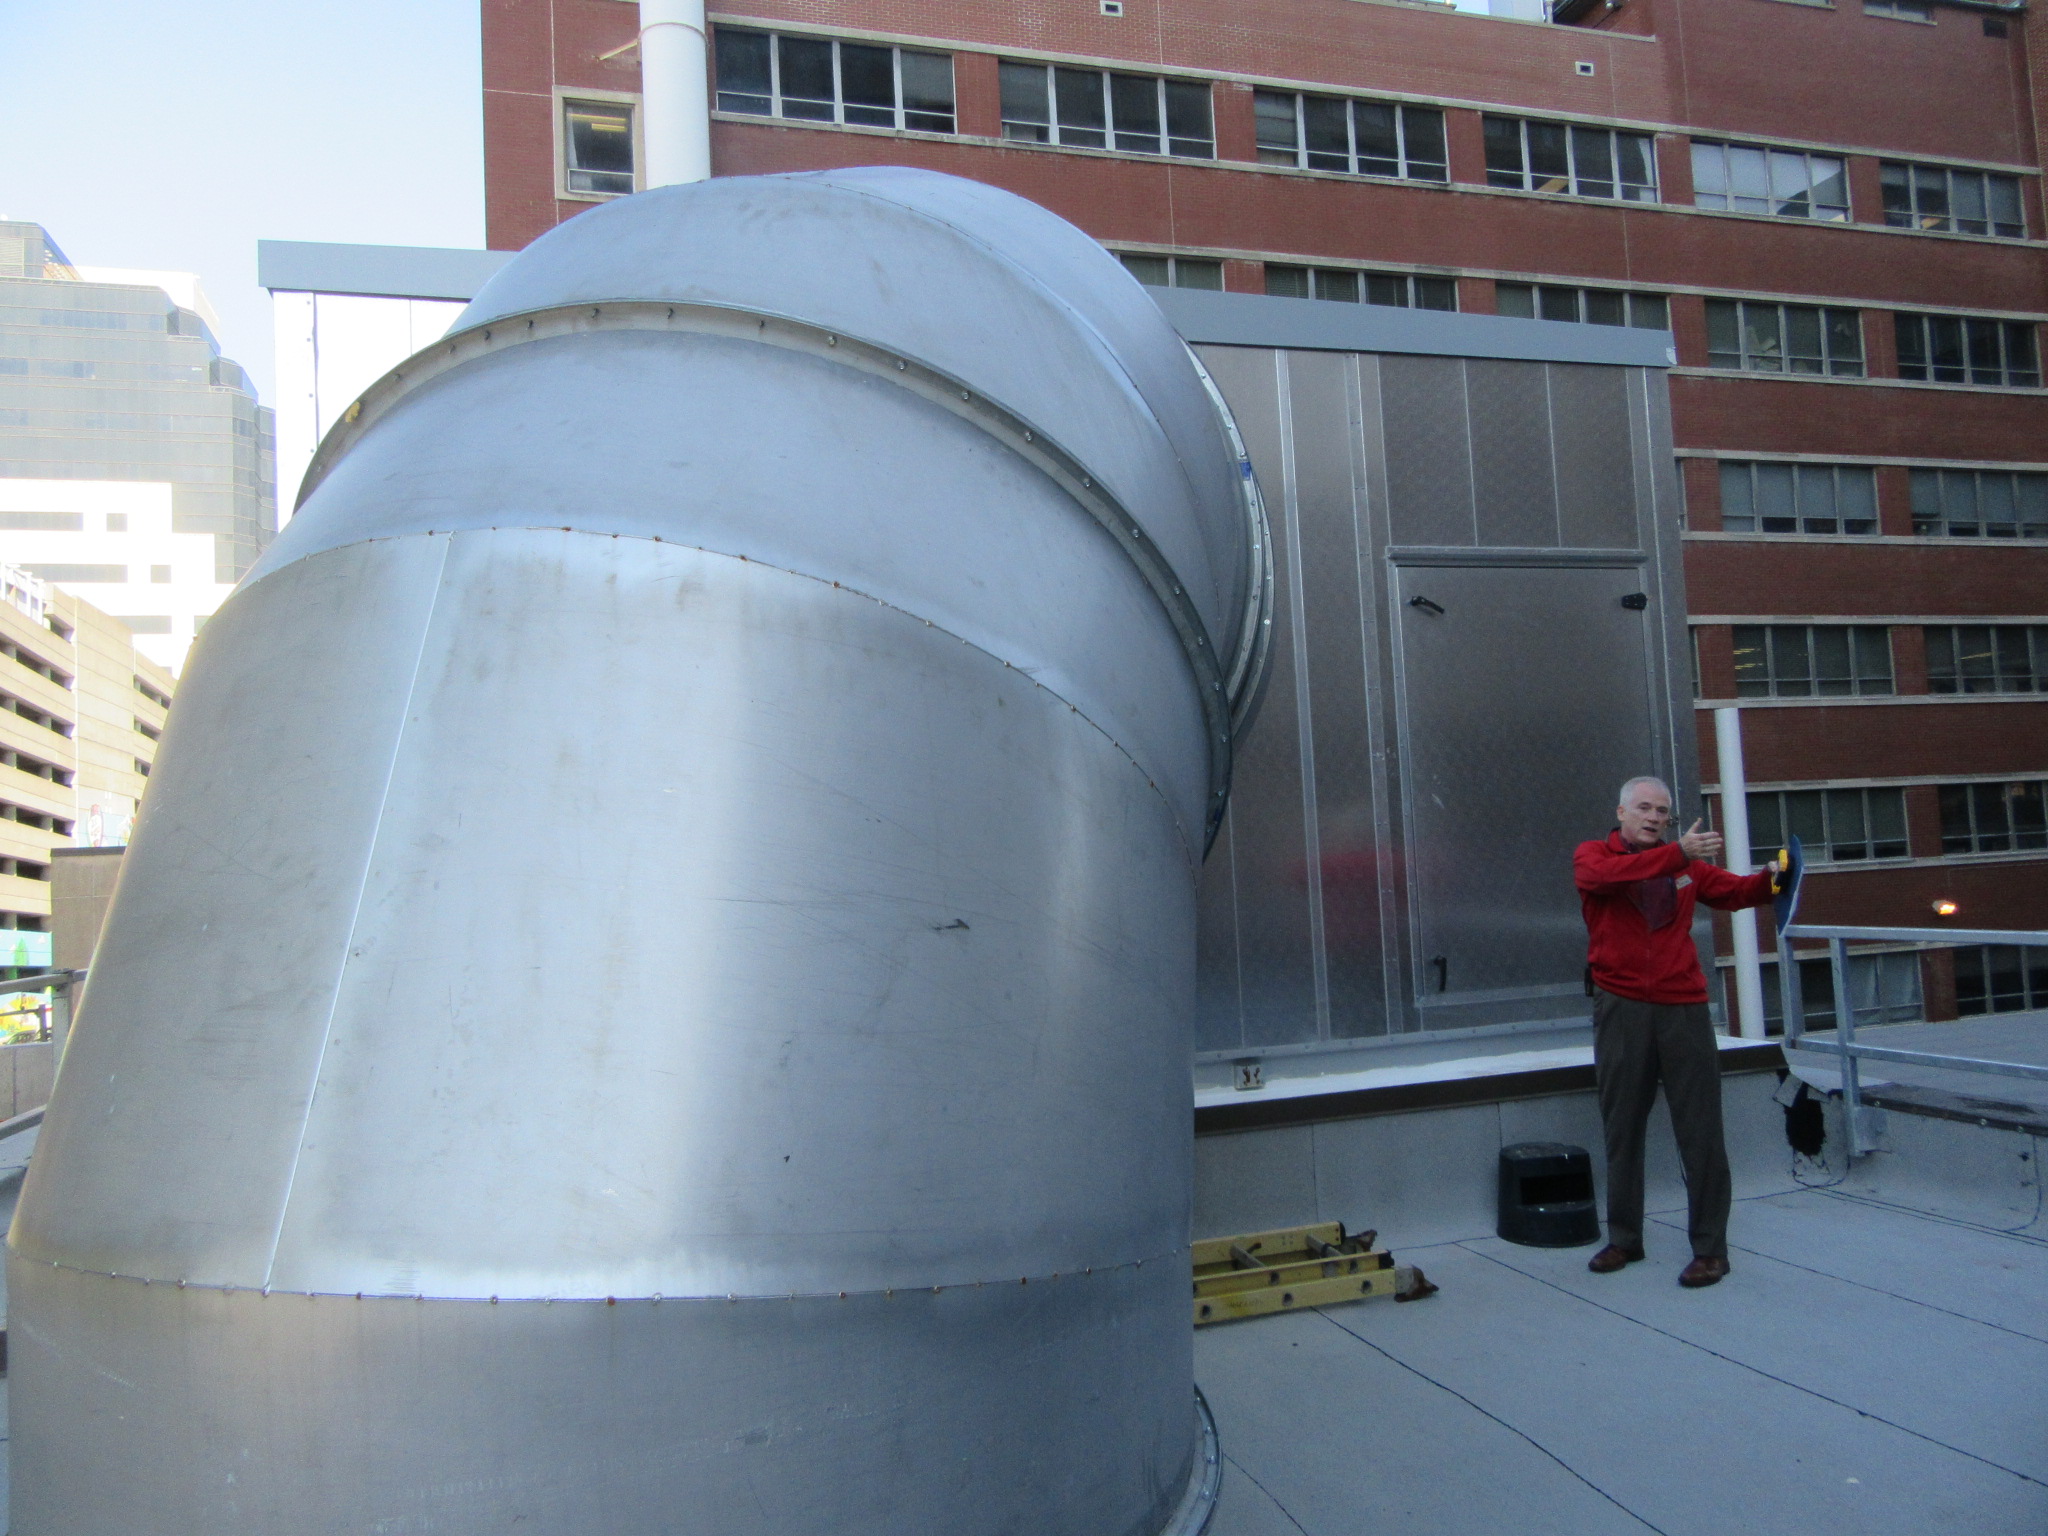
[{"left": 0, "top": 0, "right": 485, "bottom": 406}]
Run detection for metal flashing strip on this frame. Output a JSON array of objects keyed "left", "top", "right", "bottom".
[
  {"left": 295, "top": 298, "right": 1246, "bottom": 832},
  {"left": 1386, "top": 544, "right": 1647, "bottom": 567},
  {"left": 1157, "top": 288, "right": 1678, "bottom": 368},
  {"left": 256, "top": 240, "right": 514, "bottom": 301}
]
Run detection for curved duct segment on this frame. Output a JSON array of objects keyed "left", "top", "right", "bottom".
[{"left": 8, "top": 169, "right": 1268, "bottom": 1535}]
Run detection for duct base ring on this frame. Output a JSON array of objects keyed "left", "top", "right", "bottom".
[{"left": 1159, "top": 1387, "right": 1223, "bottom": 1536}]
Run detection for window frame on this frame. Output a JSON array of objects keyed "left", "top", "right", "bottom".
[
  {"left": 1718, "top": 460, "right": 1879, "bottom": 536},
  {"left": 1482, "top": 115, "right": 1658, "bottom": 202},
  {"left": 999, "top": 63, "right": 1213, "bottom": 159},
  {"left": 555, "top": 89, "right": 643, "bottom": 202},
  {"left": 1264, "top": 263, "right": 1457, "bottom": 311},
  {"left": 1730, "top": 623, "right": 1895, "bottom": 699},
  {"left": 1924, "top": 623, "right": 2048, "bottom": 695},
  {"left": 1938, "top": 779, "right": 2048, "bottom": 856},
  {"left": 714, "top": 28, "right": 958, "bottom": 136},
  {"left": 1893, "top": 313, "right": 2041, "bottom": 388},
  {"left": 1116, "top": 252, "right": 1224, "bottom": 291},
  {"left": 1495, "top": 283, "right": 1669, "bottom": 330},
  {"left": 1252, "top": 89, "right": 1447, "bottom": 183},
  {"left": 1691, "top": 139, "right": 1849, "bottom": 223},
  {"left": 1743, "top": 786, "right": 1910, "bottom": 866},
  {"left": 1956, "top": 945, "right": 2048, "bottom": 1017},
  {"left": 1909, "top": 468, "right": 2048, "bottom": 538},
  {"left": 1880, "top": 160, "right": 2026, "bottom": 239},
  {"left": 1704, "top": 300, "right": 1865, "bottom": 377}
]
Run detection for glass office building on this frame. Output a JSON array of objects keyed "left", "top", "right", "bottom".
[{"left": 0, "top": 222, "right": 275, "bottom": 582}]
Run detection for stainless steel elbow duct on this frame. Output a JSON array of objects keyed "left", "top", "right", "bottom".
[{"left": 7, "top": 168, "right": 1270, "bottom": 1535}]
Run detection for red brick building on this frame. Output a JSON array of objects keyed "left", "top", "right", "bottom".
[{"left": 482, "top": 0, "right": 2048, "bottom": 1025}]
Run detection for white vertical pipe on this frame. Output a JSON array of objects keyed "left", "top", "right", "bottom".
[
  {"left": 639, "top": 0, "right": 711, "bottom": 188},
  {"left": 1714, "top": 705, "right": 1766, "bottom": 1040}
]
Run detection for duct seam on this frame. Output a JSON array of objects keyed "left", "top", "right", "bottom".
[
  {"left": 15, "top": 1248, "right": 1189, "bottom": 1304},
  {"left": 244, "top": 526, "right": 1209, "bottom": 865},
  {"left": 290, "top": 299, "right": 1240, "bottom": 833},
  {"left": 258, "top": 533, "right": 452, "bottom": 1291}
]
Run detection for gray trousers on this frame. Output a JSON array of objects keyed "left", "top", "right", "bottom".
[{"left": 1591, "top": 989, "right": 1731, "bottom": 1259}]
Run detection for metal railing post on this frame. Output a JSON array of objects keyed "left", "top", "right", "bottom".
[
  {"left": 1777, "top": 933, "right": 1804, "bottom": 1042},
  {"left": 1827, "top": 935, "right": 1863, "bottom": 1158}
]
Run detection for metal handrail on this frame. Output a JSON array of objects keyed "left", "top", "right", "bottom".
[
  {"left": 1778, "top": 923, "right": 2048, "bottom": 1156},
  {"left": 0, "top": 968, "right": 82, "bottom": 1048}
]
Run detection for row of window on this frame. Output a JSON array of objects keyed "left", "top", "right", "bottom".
[
  {"left": 0, "top": 687, "right": 70, "bottom": 738},
  {"left": 0, "top": 747, "right": 70, "bottom": 787},
  {"left": 0, "top": 799, "right": 70, "bottom": 837},
  {"left": 0, "top": 637, "right": 68, "bottom": 690},
  {"left": 1711, "top": 460, "right": 2048, "bottom": 542},
  {"left": 1114, "top": 261, "right": 2044, "bottom": 400},
  {"left": 566, "top": 29, "right": 2036, "bottom": 247},
  {"left": 1734, "top": 776, "right": 2045, "bottom": 867},
  {"left": 1725, "top": 624, "right": 2048, "bottom": 698}
]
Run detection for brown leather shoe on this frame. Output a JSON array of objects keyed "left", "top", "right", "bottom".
[
  {"left": 1587, "top": 1244, "right": 1645, "bottom": 1274},
  {"left": 1679, "top": 1256, "right": 1730, "bottom": 1288}
]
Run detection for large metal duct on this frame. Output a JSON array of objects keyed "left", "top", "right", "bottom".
[{"left": 8, "top": 168, "right": 1269, "bottom": 1535}]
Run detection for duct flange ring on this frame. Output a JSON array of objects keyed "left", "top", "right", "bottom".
[
  {"left": 298, "top": 296, "right": 1251, "bottom": 839},
  {"left": 1158, "top": 1388, "right": 1224, "bottom": 1536}
]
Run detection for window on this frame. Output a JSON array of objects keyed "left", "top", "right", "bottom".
[
  {"left": 21, "top": 564, "right": 125, "bottom": 583},
  {"left": 562, "top": 101, "right": 634, "bottom": 196},
  {"left": 1254, "top": 91, "right": 1446, "bottom": 182},
  {"left": 1894, "top": 314, "right": 2039, "bottom": 387},
  {"left": 1864, "top": 0, "right": 1932, "bottom": 18},
  {"left": 134, "top": 675, "right": 171, "bottom": 708},
  {"left": 0, "top": 512, "right": 82, "bottom": 532},
  {"left": 1719, "top": 462, "right": 1877, "bottom": 534},
  {"left": 1956, "top": 945, "right": 2048, "bottom": 1016},
  {"left": 1000, "top": 64, "right": 1211, "bottom": 157},
  {"left": 1939, "top": 779, "right": 2047, "bottom": 855},
  {"left": 1910, "top": 469, "right": 2048, "bottom": 538},
  {"left": 149, "top": 565, "right": 170, "bottom": 583},
  {"left": 1731, "top": 625, "right": 1893, "bottom": 698},
  {"left": 134, "top": 758, "right": 151, "bottom": 778},
  {"left": 1265, "top": 265, "right": 1456, "bottom": 310},
  {"left": 106, "top": 512, "right": 128, "bottom": 531},
  {"left": 1881, "top": 161, "right": 2025, "bottom": 238},
  {"left": 1704, "top": 300, "right": 1864, "bottom": 376},
  {"left": 716, "top": 31, "right": 955, "bottom": 134},
  {"left": 1762, "top": 951, "right": 1923, "bottom": 1034},
  {"left": 1118, "top": 253, "right": 1222, "bottom": 290},
  {"left": 1925, "top": 624, "right": 2048, "bottom": 694},
  {"left": 1483, "top": 116, "right": 1657, "bottom": 201},
  {"left": 1745, "top": 788, "right": 1908, "bottom": 865},
  {"left": 115, "top": 617, "right": 171, "bottom": 635},
  {"left": 1496, "top": 284, "right": 1667, "bottom": 329},
  {"left": 1692, "top": 141, "right": 1848, "bottom": 221}
]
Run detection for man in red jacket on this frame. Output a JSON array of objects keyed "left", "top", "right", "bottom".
[{"left": 1575, "top": 775, "right": 1776, "bottom": 1288}]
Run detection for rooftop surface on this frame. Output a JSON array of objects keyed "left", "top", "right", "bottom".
[{"left": 1197, "top": 1178, "right": 2048, "bottom": 1536}]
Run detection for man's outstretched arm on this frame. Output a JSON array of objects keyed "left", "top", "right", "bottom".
[{"left": 1694, "top": 864, "right": 1777, "bottom": 910}]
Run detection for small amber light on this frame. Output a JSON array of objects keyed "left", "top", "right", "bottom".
[{"left": 1932, "top": 899, "right": 1959, "bottom": 918}]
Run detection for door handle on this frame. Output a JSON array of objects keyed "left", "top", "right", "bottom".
[
  {"left": 1431, "top": 954, "right": 1448, "bottom": 992},
  {"left": 1409, "top": 595, "right": 1446, "bottom": 617}
]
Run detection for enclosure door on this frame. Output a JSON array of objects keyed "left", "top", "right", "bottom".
[{"left": 1395, "top": 562, "right": 1659, "bottom": 1024}]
